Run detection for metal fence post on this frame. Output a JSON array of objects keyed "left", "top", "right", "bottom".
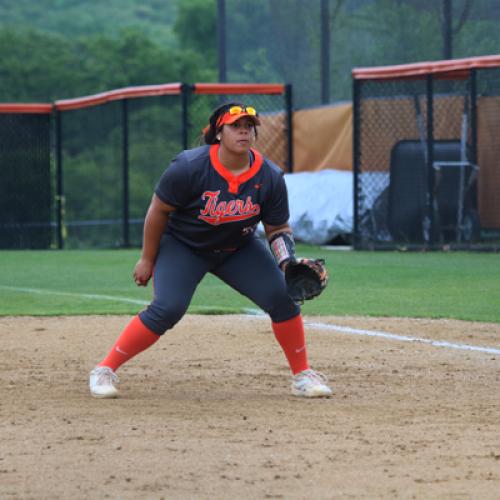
[
  {"left": 285, "top": 83, "right": 293, "bottom": 172},
  {"left": 217, "top": 0, "right": 227, "bottom": 83},
  {"left": 470, "top": 68, "right": 477, "bottom": 165},
  {"left": 181, "top": 83, "right": 190, "bottom": 150},
  {"left": 122, "top": 99, "right": 130, "bottom": 248},
  {"left": 352, "top": 78, "right": 360, "bottom": 249},
  {"left": 426, "top": 74, "right": 435, "bottom": 244},
  {"left": 55, "top": 109, "right": 64, "bottom": 249},
  {"left": 320, "top": 0, "right": 330, "bottom": 104}
]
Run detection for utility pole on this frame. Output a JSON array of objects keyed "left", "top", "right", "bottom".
[
  {"left": 320, "top": 0, "right": 330, "bottom": 104},
  {"left": 217, "top": 0, "right": 227, "bottom": 82},
  {"left": 442, "top": 0, "right": 453, "bottom": 59}
]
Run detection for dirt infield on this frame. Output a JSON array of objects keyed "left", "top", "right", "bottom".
[{"left": 1, "top": 314, "right": 499, "bottom": 499}]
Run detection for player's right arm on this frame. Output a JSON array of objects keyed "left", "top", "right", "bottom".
[{"left": 134, "top": 194, "right": 176, "bottom": 286}]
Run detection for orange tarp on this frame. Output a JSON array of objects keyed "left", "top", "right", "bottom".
[
  {"left": 293, "top": 104, "right": 352, "bottom": 172},
  {"left": 477, "top": 96, "right": 500, "bottom": 228},
  {"left": 257, "top": 103, "right": 353, "bottom": 172}
]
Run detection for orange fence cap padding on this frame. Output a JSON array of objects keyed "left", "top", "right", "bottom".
[
  {"left": 0, "top": 103, "right": 53, "bottom": 114},
  {"left": 353, "top": 54, "right": 500, "bottom": 80},
  {"left": 194, "top": 83, "right": 285, "bottom": 95},
  {"left": 55, "top": 83, "right": 183, "bottom": 111},
  {"left": 7, "top": 83, "right": 284, "bottom": 113}
]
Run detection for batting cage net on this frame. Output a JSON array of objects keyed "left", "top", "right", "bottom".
[
  {"left": 353, "top": 55, "right": 500, "bottom": 251},
  {"left": 0, "top": 105, "right": 52, "bottom": 249}
]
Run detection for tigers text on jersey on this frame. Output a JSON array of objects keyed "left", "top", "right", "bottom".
[{"left": 155, "top": 144, "right": 289, "bottom": 250}]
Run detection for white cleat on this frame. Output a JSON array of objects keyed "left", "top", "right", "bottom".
[
  {"left": 89, "top": 366, "right": 119, "bottom": 399},
  {"left": 291, "top": 369, "right": 333, "bottom": 398}
]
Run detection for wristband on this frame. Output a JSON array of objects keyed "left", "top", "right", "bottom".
[{"left": 269, "top": 232, "right": 296, "bottom": 268}]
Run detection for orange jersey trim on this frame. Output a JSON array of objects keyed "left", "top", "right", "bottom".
[{"left": 209, "top": 144, "right": 264, "bottom": 194}]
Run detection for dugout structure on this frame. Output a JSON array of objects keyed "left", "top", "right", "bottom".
[
  {"left": 353, "top": 55, "right": 500, "bottom": 251},
  {"left": 0, "top": 83, "right": 292, "bottom": 249}
]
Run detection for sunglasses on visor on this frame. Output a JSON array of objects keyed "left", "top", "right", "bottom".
[
  {"left": 210, "top": 105, "right": 260, "bottom": 131},
  {"left": 228, "top": 105, "right": 257, "bottom": 116}
]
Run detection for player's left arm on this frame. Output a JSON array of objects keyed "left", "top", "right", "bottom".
[
  {"left": 263, "top": 222, "right": 296, "bottom": 270},
  {"left": 263, "top": 222, "right": 292, "bottom": 240},
  {"left": 260, "top": 162, "right": 296, "bottom": 269}
]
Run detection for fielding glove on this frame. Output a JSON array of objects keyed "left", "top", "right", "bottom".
[{"left": 284, "top": 258, "right": 329, "bottom": 304}]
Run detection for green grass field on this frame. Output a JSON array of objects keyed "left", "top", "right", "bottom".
[{"left": 0, "top": 245, "right": 499, "bottom": 322}]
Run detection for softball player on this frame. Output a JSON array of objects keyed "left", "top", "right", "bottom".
[{"left": 89, "top": 102, "right": 332, "bottom": 399}]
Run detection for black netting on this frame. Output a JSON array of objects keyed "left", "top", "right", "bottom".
[
  {"left": 355, "top": 79, "right": 429, "bottom": 247},
  {"left": 127, "top": 95, "right": 183, "bottom": 246},
  {"left": 53, "top": 87, "right": 288, "bottom": 249},
  {"left": 225, "top": 0, "right": 500, "bottom": 108},
  {"left": 225, "top": 0, "right": 321, "bottom": 108},
  {"left": 354, "top": 69, "right": 500, "bottom": 250},
  {"left": 0, "top": 113, "right": 51, "bottom": 249},
  {"left": 59, "top": 95, "right": 183, "bottom": 248},
  {"left": 60, "top": 102, "right": 123, "bottom": 248}
]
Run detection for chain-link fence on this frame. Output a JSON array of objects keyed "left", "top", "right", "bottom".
[
  {"left": 353, "top": 57, "right": 500, "bottom": 250},
  {"left": 0, "top": 106, "right": 52, "bottom": 249},
  {"left": 127, "top": 95, "right": 185, "bottom": 247},
  {"left": 56, "top": 92, "right": 184, "bottom": 249},
  {"left": 1, "top": 83, "right": 292, "bottom": 249}
]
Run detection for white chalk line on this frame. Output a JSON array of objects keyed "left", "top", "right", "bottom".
[
  {"left": 0, "top": 285, "right": 150, "bottom": 306},
  {"left": 2, "top": 285, "right": 500, "bottom": 356},
  {"left": 244, "top": 315, "right": 500, "bottom": 356},
  {"left": 304, "top": 321, "right": 500, "bottom": 356},
  {"left": 0, "top": 285, "right": 258, "bottom": 315}
]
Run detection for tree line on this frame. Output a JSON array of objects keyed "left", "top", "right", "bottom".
[
  {"left": 0, "top": 0, "right": 216, "bottom": 103},
  {"left": 2, "top": 1, "right": 500, "bottom": 106}
]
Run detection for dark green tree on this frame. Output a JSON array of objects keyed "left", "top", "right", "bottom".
[{"left": 174, "top": 0, "right": 217, "bottom": 64}]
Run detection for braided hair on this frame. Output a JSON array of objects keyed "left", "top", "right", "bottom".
[{"left": 202, "top": 101, "right": 258, "bottom": 145}]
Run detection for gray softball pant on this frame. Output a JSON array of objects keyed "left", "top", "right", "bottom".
[{"left": 139, "top": 234, "right": 300, "bottom": 335}]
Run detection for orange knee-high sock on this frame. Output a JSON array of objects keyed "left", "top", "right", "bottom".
[
  {"left": 97, "top": 315, "right": 160, "bottom": 372},
  {"left": 272, "top": 314, "right": 309, "bottom": 375}
]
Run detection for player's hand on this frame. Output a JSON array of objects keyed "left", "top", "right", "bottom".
[
  {"left": 279, "top": 258, "right": 295, "bottom": 272},
  {"left": 133, "top": 258, "right": 154, "bottom": 286}
]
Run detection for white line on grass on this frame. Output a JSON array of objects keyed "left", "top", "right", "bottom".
[
  {"left": 0, "top": 285, "right": 258, "bottom": 314},
  {"left": 0, "top": 285, "right": 150, "bottom": 306},
  {"left": 2, "top": 285, "right": 499, "bottom": 355}
]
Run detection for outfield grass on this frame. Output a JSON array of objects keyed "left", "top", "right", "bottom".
[{"left": 0, "top": 246, "right": 499, "bottom": 322}]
